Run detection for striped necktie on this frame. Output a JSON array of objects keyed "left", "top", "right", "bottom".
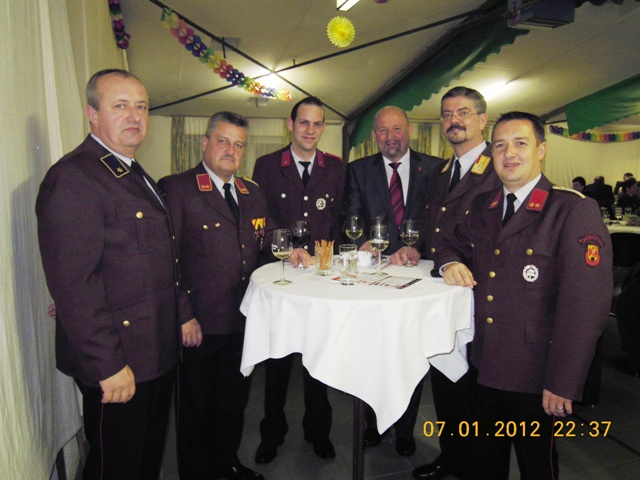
[{"left": 389, "top": 162, "right": 404, "bottom": 228}]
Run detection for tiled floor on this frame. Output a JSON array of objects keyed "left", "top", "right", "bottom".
[{"left": 160, "top": 315, "right": 640, "bottom": 479}]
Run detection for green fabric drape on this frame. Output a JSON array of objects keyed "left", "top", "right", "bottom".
[
  {"left": 348, "top": 18, "right": 528, "bottom": 148},
  {"left": 565, "top": 73, "right": 640, "bottom": 135}
]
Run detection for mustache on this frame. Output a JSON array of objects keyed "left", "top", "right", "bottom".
[{"left": 447, "top": 125, "right": 465, "bottom": 133}]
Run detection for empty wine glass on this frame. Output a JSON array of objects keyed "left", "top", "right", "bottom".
[
  {"left": 369, "top": 224, "right": 389, "bottom": 277},
  {"left": 291, "top": 220, "right": 311, "bottom": 268},
  {"left": 400, "top": 219, "right": 419, "bottom": 267},
  {"left": 344, "top": 215, "right": 364, "bottom": 245},
  {"left": 272, "top": 229, "right": 293, "bottom": 285}
]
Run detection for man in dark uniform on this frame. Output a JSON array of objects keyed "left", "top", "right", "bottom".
[
  {"left": 437, "top": 112, "right": 613, "bottom": 479},
  {"left": 36, "top": 69, "right": 181, "bottom": 480},
  {"left": 393, "top": 87, "right": 501, "bottom": 480},
  {"left": 159, "top": 112, "right": 269, "bottom": 480},
  {"left": 251, "top": 96, "right": 345, "bottom": 463},
  {"left": 344, "top": 105, "right": 441, "bottom": 456}
]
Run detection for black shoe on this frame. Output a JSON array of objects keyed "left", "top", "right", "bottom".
[
  {"left": 312, "top": 439, "right": 336, "bottom": 459},
  {"left": 363, "top": 427, "right": 381, "bottom": 447},
  {"left": 218, "top": 464, "right": 265, "bottom": 480},
  {"left": 395, "top": 436, "right": 416, "bottom": 456},
  {"left": 255, "top": 441, "right": 278, "bottom": 464},
  {"left": 412, "top": 459, "right": 452, "bottom": 480}
]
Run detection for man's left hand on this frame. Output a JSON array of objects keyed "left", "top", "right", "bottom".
[
  {"left": 182, "top": 318, "right": 203, "bottom": 347},
  {"left": 542, "top": 389, "right": 573, "bottom": 417}
]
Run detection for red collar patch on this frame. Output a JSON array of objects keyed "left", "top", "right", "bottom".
[
  {"left": 196, "top": 174, "right": 213, "bottom": 192},
  {"left": 526, "top": 189, "right": 548, "bottom": 211},
  {"left": 234, "top": 177, "right": 250, "bottom": 195},
  {"left": 489, "top": 190, "right": 502, "bottom": 209}
]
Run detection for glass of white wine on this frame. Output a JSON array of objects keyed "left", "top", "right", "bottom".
[
  {"left": 344, "top": 215, "right": 364, "bottom": 245},
  {"left": 272, "top": 229, "right": 293, "bottom": 285},
  {"left": 369, "top": 224, "right": 389, "bottom": 277},
  {"left": 400, "top": 219, "right": 419, "bottom": 267}
]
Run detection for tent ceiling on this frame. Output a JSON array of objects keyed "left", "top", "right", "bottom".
[{"left": 119, "top": 0, "right": 640, "bottom": 130}]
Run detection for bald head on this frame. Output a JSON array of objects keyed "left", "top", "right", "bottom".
[{"left": 372, "top": 106, "right": 412, "bottom": 162}]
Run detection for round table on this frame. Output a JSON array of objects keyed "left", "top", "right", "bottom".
[{"left": 240, "top": 259, "right": 474, "bottom": 479}]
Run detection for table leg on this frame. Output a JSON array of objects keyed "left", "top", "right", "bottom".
[{"left": 353, "top": 397, "right": 365, "bottom": 480}]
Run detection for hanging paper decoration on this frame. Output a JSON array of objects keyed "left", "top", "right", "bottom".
[
  {"left": 550, "top": 125, "right": 640, "bottom": 143},
  {"left": 327, "top": 16, "right": 356, "bottom": 48},
  {"left": 108, "top": 0, "right": 131, "bottom": 49},
  {"left": 161, "top": 9, "right": 291, "bottom": 101}
]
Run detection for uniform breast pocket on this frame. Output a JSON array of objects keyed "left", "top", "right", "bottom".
[
  {"left": 115, "top": 203, "right": 168, "bottom": 254},
  {"left": 186, "top": 223, "right": 222, "bottom": 257}
]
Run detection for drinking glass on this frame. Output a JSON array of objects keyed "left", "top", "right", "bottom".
[
  {"left": 291, "top": 220, "right": 311, "bottom": 268},
  {"left": 400, "top": 219, "right": 419, "bottom": 267},
  {"left": 615, "top": 207, "right": 623, "bottom": 223},
  {"left": 369, "top": 224, "right": 389, "bottom": 277},
  {"left": 272, "top": 229, "right": 293, "bottom": 285},
  {"left": 344, "top": 215, "right": 364, "bottom": 245}
]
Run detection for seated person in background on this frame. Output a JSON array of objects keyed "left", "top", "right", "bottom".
[
  {"left": 616, "top": 178, "right": 640, "bottom": 214},
  {"left": 572, "top": 176, "right": 593, "bottom": 198},
  {"left": 614, "top": 172, "right": 635, "bottom": 196},
  {"left": 585, "top": 175, "right": 614, "bottom": 212}
]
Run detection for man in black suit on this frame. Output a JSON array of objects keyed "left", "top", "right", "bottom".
[
  {"left": 585, "top": 175, "right": 614, "bottom": 211},
  {"left": 36, "top": 69, "right": 181, "bottom": 480},
  {"left": 344, "top": 105, "right": 441, "bottom": 456},
  {"left": 159, "top": 112, "right": 269, "bottom": 480},
  {"left": 252, "top": 97, "right": 345, "bottom": 463}
]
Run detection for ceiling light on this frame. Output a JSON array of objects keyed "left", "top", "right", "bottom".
[
  {"left": 337, "top": 0, "right": 360, "bottom": 11},
  {"left": 482, "top": 82, "right": 512, "bottom": 101}
]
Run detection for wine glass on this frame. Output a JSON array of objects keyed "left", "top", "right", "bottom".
[
  {"left": 615, "top": 207, "right": 623, "bottom": 224},
  {"left": 400, "top": 219, "right": 419, "bottom": 267},
  {"left": 291, "top": 220, "right": 311, "bottom": 269},
  {"left": 272, "top": 229, "right": 293, "bottom": 285},
  {"left": 369, "top": 224, "right": 389, "bottom": 277},
  {"left": 344, "top": 215, "right": 364, "bottom": 245}
]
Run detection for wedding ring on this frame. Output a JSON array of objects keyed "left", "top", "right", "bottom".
[{"left": 557, "top": 406, "right": 564, "bottom": 410}]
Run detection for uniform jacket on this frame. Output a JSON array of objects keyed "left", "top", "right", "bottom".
[
  {"left": 421, "top": 144, "right": 502, "bottom": 260},
  {"left": 252, "top": 145, "right": 346, "bottom": 253},
  {"left": 36, "top": 135, "right": 181, "bottom": 386},
  {"left": 345, "top": 149, "right": 441, "bottom": 254},
  {"left": 159, "top": 162, "right": 272, "bottom": 335},
  {"left": 436, "top": 175, "right": 613, "bottom": 400}
]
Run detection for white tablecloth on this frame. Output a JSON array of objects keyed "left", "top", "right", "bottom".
[
  {"left": 240, "top": 259, "right": 474, "bottom": 432},
  {"left": 607, "top": 224, "right": 640, "bottom": 234}
]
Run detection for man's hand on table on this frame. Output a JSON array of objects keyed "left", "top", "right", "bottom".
[
  {"left": 389, "top": 246, "right": 420, "bottom": 265},
  {"left": 289, "top": 248, "right": 314, "bottom": 268},
  {"left": 442, "top": 262, "right": 477, "bottom": 289}
]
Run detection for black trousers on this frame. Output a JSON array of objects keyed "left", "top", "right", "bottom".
[
  {"left": 365, "top": 376, "right": 424, "bottom": 440},
  {"left": 259, "top": 354, "right": 332, "bottom": 444},
  {"left": 176, "top": 333, "right": 251, "bottom": 479},
  {"left": 465, "top": 367, "right": 559, "bottom": 480},
  {"left": 430, "top": 366, "right": 474, "bottom": 476},
  {"left": 77, "top": 368, "right": 175, "bottom": 480}
]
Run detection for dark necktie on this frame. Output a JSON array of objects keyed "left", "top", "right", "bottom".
[
  {"left": 502, "top": 193, "right": 517, "bottom": 226},
  {"left": 130, "top": 160, "right": 165, "bottom": 210},
  {"left": 449, "top": 158, "right": 461, "bottom": 192},
  {"left": 223, "top": 183, "right": 239, "bottom": 223},
  {"left": 389, "top": 162, "right": 404, "bottom": 229},
  {"left": 300, "top": 161, "right": 311, "bottom": 187}
]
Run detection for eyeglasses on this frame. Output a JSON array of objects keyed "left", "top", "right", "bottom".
[{"left": 440, "top": 111, "right": 482, "bottom": 121}]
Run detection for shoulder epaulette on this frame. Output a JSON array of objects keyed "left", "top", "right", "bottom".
[
  {"left": 440, "top": 157, "right": 454, "bottom": 174},
  {"left": 100, "top": 154, "right": 129, "bottom": 178},
  {"left": 552, "top": 185, "right": 585, "bottom": 199},
  {"left": 241, "top": 176, "right": 258, "bottom": 186}
]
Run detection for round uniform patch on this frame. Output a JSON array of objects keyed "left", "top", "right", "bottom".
[
  {"left": 522, "top": 264, "right": 538, "bottom": 283},
  {"left": 316, "top": 198, "right": 326, "bottom": 210}
]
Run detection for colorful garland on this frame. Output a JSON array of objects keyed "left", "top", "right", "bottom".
[
  {"left": 161, "top": 9, "right": 291, "bottom": 101},
  {"left": 550, "top": 125, "right": 640, "bottom": 142},
  {"left": 108, "top": 0, "right": 130, "bottom": 49}
]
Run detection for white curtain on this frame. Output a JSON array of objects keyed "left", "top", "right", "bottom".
[
  {"left": 1, "top": 1, "right": 123, "bottom": 479},
  {"left": 177, "top": 117, "right": 289, "bottom": 178}
]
